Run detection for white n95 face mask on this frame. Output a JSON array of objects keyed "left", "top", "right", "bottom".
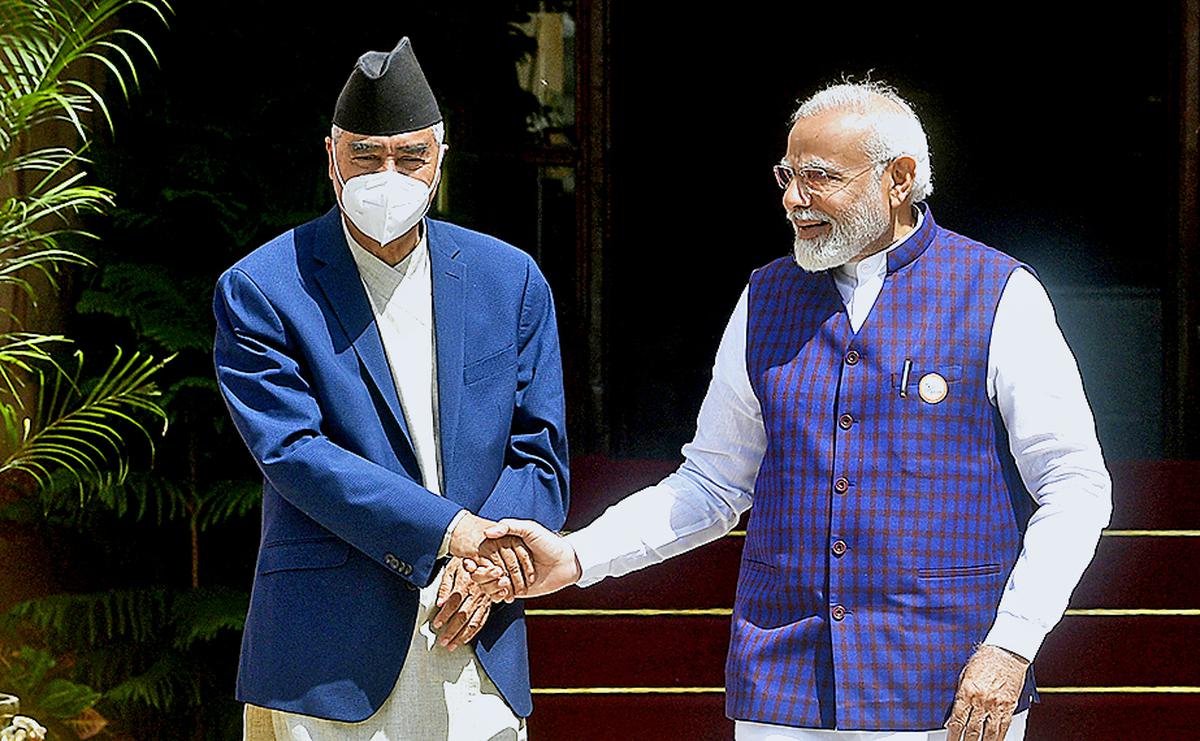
[{"left": 333, "top": 149, "right": 443, "bottom": 246}]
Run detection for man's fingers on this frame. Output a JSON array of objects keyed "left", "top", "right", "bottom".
[
  {"left": 945, "top": 692, "right": 971, "bottom": 741},
  {"left": 990, "top": 715, "right": 1012, "bottom": 741},
  {"left": 443, "top": 599, "right": 491, "bottom": 651},
  {"left": 439, "top": 593, "right": 490, "bottom": 650},
  {"left": 474, "top": 577, "right": 511, "bottom": 603},
  {"left": 435, "top": 561, "right": 455, "bottom": 608},
  {"left": 982, "top": 705, "right": 1012, "bottom": 741},
  {"left": 483, "top": 522, "right": 512, "bottom": 539},
  {"left": 946, "top": 717, "right": 965, "bottom": 741},
  {"left": 514, "top": 542, "right": 536, "bottom": 585},
  {"left": 499, "top": 544, "right": 527, "bottom": 594},
  {"left": 963, "top": 704, "right": 986, "bottom": 741},
  {"left": 982, "top": 715, "right": 1001, "bottom": 741},
  {"left": 432, "top": 589, "right": 463, "bottom": 629}
]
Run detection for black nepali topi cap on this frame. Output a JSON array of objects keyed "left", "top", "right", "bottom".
[{"left": 333, "top": 37, "right": 442, "bottom": 136}]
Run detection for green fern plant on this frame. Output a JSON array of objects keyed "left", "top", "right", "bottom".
[
  {"left": 0, "top": 0, "right": 173, "bottom": 488},
  {"left": 0, "top": 0, "right": 174, "bottom": 738}
]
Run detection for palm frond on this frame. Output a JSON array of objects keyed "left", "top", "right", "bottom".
[
  {"left": 196, "top": 479, "right": 260, "bottom": 532},
  {"left": 35, "top": 469, "right": 189, "bottom": 525},
  {"left": 169, "top": 587, "right": 247, "bottom": 651},
  {"left": 0, "top": 332, "right": 70, "bottom": 405},
  {"left": 0, "top": 0, "right": 172, "bottom": 146},
  {"left": 8, "top": 589, "right": 169, "bottom": 648},
  {"left": 102, "top": 652, "right": 200, "bottom": 711},
  {"left": 0, "top": 348, "right": 170, "bottom": 492}
]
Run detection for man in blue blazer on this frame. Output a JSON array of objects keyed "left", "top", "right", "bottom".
[{"left": 213, "top": 37, "right": 568, "bottom": 740}]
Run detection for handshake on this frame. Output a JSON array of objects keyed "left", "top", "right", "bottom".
[{"left": 447, "top": 512, "right": 582, "bottom": 603}]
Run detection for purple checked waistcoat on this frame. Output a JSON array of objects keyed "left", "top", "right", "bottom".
[{"left": 727, "top": 206, "right": 1038, "bottom": 731}]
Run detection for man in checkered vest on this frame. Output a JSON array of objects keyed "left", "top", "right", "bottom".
[{"left": 469, "top": 81, "right": 1112, "bottom": 741}]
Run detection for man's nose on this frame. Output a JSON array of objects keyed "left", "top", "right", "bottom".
[{"left": 782, "top": 176, "right": 812, "bottom": 210}]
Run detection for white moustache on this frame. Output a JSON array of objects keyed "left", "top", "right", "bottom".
[{"left": 788, "top": 209, "right": 832, "bottom": 225}]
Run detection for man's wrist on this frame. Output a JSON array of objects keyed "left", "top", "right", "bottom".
[
  {"left": 562, "top": 529, "right": 608, "bottom": 587},
  {"left": 983, "top": 643, "right": 1031, "bottom": 665},
  {"left": 439, "top": 509, "right": 469, "bottom": 559},
  {"left": 984, "top": 612, "right": 1046, "bottom": 663}
]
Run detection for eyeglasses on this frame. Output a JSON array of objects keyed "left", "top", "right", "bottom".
[{"left": 772, "top": 160, "right": 886, "bottom": 197}]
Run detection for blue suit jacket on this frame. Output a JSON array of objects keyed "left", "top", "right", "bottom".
[{"left": 212, "top": 208, "right": 569, "bottom": 722}]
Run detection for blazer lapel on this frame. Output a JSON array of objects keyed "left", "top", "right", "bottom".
[
  {"left": 428, "top": 220, "right": 465, "bottom": 500},
  {"left": 310, "top": 209, "right": 417, "bottom": 457}
]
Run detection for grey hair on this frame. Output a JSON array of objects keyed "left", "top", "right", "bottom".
[
  {"left": 791, "top": 80, "right": 933, "bottom": 202},
  {"left": 330, "top": 121, "right": 446, "bottom": 146}
]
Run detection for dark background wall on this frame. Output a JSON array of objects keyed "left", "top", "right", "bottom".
[{"left": 604, "top": 3, "right": 1172, "bottom": 460}]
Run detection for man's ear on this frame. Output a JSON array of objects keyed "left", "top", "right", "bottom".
[
  {"left": 325, "top": 136, "right": 335, "bottom": 182},
  {"left": 889, "top": 155, "right": 917, "bottom": 208}
]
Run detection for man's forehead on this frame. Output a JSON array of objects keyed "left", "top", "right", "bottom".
[
  {"left": 340, "top": 127, "right": 436, "bottom": 150},
  {"left": 785, "top": 110, "right": 871, "bottom": 162}
]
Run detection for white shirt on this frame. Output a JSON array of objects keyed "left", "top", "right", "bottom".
[
  {"left": 566, "top": 216, "right": 1112, "bottom": 738},
  {"left": 263, "top": 223, "right": 523, "bottom": 741}
]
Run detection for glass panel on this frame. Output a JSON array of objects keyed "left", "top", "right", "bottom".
[{"left": 516, "top": 6, "right": 576, "bottom": 145}]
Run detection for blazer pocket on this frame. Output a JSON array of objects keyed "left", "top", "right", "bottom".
[
  {"left": 463, "top": 343, "right": 517, "bottom": 385},
  {"left": 258, "top": 537, "right": 351, "bottom": 575}
]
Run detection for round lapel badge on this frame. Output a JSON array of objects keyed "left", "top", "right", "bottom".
[{"left": 918, "top": 372, "right": 948, "bottom": 404}]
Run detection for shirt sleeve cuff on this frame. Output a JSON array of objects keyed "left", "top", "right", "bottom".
[
  {"left": 984, "top": 611, "right": 1049, "bottom": 662},
  {"left": 438, "top": 509, "right": 469, "bottom": 559},
  {"left": 563, "top": 529, "right": 611, "bottom": 588}
]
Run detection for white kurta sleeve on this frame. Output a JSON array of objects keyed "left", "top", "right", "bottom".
[
  {"left": 566, "top": 287, "right": 767, "bottom": 587},
  {"left": 983, "top": 268, "right": 1113, "bottom": 660}
]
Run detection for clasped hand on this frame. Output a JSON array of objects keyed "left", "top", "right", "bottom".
[
  {"left": 446, "top": 513, "right": 580, "bottom": 607},
  {"left": 463, "top": 519, "right": 582, "bottom": 602},
  {"left": 432, "top": 512, "right": 538, "bottom": 651}
]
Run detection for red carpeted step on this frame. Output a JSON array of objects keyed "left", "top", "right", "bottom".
[
  {"left": 528, "top": 693, "right": 732, "bottom": 740},
  {"left": 1069, "top": 536, "right": 1200, "bottom": 608},
  {"left": 1109, "top": 460, "right": 1200, "bottom": 529},
  {"left": 528, "top": 616, "right": 728, "bottom": 688},
  {"left": 538, "top": 535, "right": 743, "bottom": 610},
  {"left": 1027, "top": 694, "right": 1200, "bottom": 740},
  {"left": 527, "top": 693, "right": 1200, "bottom": 741},
  {"left": 528, "top": 614, "right": 1199, "bottom": 689},
  {"left": 1034, "top": 615, "right": 1200, "bottom": 686}
]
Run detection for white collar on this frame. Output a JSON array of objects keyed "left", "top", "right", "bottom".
[
  {"left": 836, "top": 206, "right": 925, "bottom": 282},
  {"left": 341, "top": 216, "right": 428, "bottom": 294}
]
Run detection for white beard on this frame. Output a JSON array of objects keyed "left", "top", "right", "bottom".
[{"left": 790, "top": 193, "right": 892, "bottom": 272}]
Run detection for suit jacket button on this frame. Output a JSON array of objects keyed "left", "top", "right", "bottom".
[{"left": 385, "top": 554, "right": 400, "bottom": 569}]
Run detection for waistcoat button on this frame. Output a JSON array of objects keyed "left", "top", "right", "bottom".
[
  {"left": 838, "top": 413, "right": 854, "bottom": 430},
  {"left": 833, "top": 477, "right": 849, "bottom": 493},
  {"left": 831, "top": 604, "right": 846, "bottom": 621},
  {"left": 845, "top": 349, "right": 860, "bottom": 366},
  {"left": 831, "top": 540, "right": 847, "bottom": 556}
]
